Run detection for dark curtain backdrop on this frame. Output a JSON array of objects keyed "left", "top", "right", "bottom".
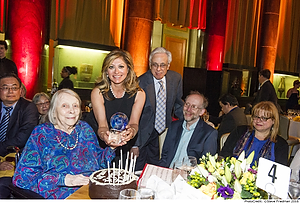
[
  {"left": 224, "top": 0, "right": 300, "bottom": 74},
  {"left": 154, "top": 0, "right": 206, "bottom": 30},
  {"left": 275, "top": 0, "right": 300, "bottom": 74},
  {"left": 50, "top": 0, "right": 117, "bottom": 46}
]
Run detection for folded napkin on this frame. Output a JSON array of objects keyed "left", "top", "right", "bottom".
[{"left": 145, "top": 174, "right": 210, "bottom": 199}]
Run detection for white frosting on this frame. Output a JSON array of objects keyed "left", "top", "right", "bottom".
[{"left": 90, "top": 168, "right": 137, "bottom": 186}]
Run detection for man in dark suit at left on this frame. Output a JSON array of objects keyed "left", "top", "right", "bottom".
[
  {"left": 0, "top": 73, "right": 39, "bottom": 198},
  {"left": 159, "top": 91, "right": 218, "bottom": 168}
]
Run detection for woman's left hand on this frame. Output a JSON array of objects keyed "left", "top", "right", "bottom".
[{"left": 120, "top": 125, "right": 136, "bottom": 143}]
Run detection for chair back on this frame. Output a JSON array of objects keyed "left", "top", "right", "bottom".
[
  {"left": 246, "top": 115, "right": 252, "bottom": 125},
  {"left": 220, "top": 133, "right": 230, "bottom": 151},
  {"left": 279, "top": 115, "right": 290, "bottom": 140}
]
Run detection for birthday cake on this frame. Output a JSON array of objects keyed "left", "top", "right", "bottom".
[{"left": 89, "top": 168, "right": 138, "bottom": 199}]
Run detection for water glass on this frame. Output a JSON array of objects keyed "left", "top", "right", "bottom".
[
  {"left": 118, "top": 189, "right": 140, "bottom": 199},
  {"left": 138, "top": 188, "right": 156, "bottom": 200}
]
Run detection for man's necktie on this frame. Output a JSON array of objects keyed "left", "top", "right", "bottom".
[
  {"left": 0, "top": 107, "right": 13, "bottom": 142},
  {"left": 155, "top": 80, "right": 166, "bottom": 134}
]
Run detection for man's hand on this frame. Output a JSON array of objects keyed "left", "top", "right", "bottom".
[
  {"left": 0, "top": 161, "right": 14, "bottom": 171},
  {"left": 130, "top": 147, "right": 139, "bottom": 157}
]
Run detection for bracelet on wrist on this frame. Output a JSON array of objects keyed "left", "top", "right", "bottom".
[
  {"left": 99, "top": 131, "right": 105, "bottom": 140},
  {"left": 131, "top": 127, "right": 137, "bottom": 139}
]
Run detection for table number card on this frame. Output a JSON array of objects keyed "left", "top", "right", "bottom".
[{"left": 256, "top": 158, "right": 291, "bottom": 199}]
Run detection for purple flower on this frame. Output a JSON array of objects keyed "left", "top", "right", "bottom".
[
  {"left": 217, "top": 185, "right": 234, "bottom": 199},
  {"left": 248, "top": 168, "right": 257, "bottom": 174}
]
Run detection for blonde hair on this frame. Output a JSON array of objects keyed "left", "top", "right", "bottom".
[
  {"left": 250, "top": 101, "right": 279, "bottom": 142},
  {"left": 95, "top": 49, "right": 141, "bottom": 100},
  {"left": 48, "top": 89, "right": 82, "bottom": 125}
]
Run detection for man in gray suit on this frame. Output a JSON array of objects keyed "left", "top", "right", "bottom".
[{"left": 132, "top": 47, "right": 184, "bottom": 171}]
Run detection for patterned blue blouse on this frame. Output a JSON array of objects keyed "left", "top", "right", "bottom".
[{"left": 12, "top": 121, "right": 115, "bottom": 199}]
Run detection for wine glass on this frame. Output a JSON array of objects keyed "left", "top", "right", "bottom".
[
  {"left": 289, "top": 169, "right": 300, "bottom": 199},
  {"left": 181, "top": 156, "right": 198, "bottom": 174},
  {"left": 138, "top": 188, "right": 156, "bottom": 200},
  {"left": 171, "top": 160, "right": 187, "bottom": 181},
  {"left": 118, "top": 189, "right": 140, "bottom": 199},
  {"left": 289, "top": 182, "right": 300, "bottom": 199}
]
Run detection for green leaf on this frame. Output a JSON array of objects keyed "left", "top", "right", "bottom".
[{"left": 240, "top": 189, "right": 253, "bottom": 199}]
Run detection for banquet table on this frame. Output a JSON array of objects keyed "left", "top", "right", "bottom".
[
  {"left": 289, "top": 119, "right": 300, "bottom": 155},
  {"left": 66, "top": 185, "right": 90, "bottom": 199}
]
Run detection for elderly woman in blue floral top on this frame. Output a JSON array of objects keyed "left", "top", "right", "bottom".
[{"left": 12, "top": 89, "right": 116, "bottom": 199}]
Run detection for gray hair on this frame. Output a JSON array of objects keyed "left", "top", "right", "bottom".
[
  {"left": 32, "top": 92, "right": 50, "bottom": 104},
  {"left": 149, "top": 47, "right": 172, "bottom": 67},
  {"left": 185, "top": 90, "right": 208, "bottom": 109},
  {"left": 48, "top": 89, "right": 82, "bottom": 125}
]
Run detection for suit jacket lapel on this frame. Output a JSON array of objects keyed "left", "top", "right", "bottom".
[
  {"left": 7, "top": 99, "right": 21, "bottom": 133},
  {"left": 188, "top": 119, "right": 203, "bottom": 146},
  {"left": 145, "top": 71, "right": 156, "bottom": 111},
  {"left": 172, "top": 123, "right": 183, "bottom": 157},
  {"left": 165, "top": 72, "right": 172, "bottom": 108}
]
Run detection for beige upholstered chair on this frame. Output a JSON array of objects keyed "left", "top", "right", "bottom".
[
  {"left": 279, "top": 115, "right": 300, "bottom": 162},
  {"left": 220, "top": 133, "right": 230, "bottom": 151}
]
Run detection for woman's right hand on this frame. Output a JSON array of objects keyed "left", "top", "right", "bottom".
[{"left": 65, "top": 174, "right": 89, "bottom": 186}]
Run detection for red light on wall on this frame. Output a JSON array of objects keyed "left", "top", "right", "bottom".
[
  {"left": 8, "top": 0, "right": 46, "bottom": 99},
  {"left": 0, "top": 0, "right": 4, "bottom": 32},
  {"left": 206, "top": 34, "right": 225, "bottom": 71}
]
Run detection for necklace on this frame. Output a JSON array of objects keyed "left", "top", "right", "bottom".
[
  {"left": 56, "top": 132, "right": 79, "bottom": 150},
  {"left": 110, "top": 86, "right": 125, "bottom": 98}
]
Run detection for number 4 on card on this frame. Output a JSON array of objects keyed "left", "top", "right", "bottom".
[{"left": 256, "top": 158, "right": 291, "bottom": 199}]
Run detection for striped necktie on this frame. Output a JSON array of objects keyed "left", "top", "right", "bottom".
[
  {"left": 0, "top": 106, "right": 13, "bottom": 142},
  {"left": 155, "top": 80, "right": 166, "bottom": 134}
]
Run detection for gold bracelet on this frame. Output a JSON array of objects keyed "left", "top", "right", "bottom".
[
  {"left": 99, "top": 132, "right": 105, "bottom": 140},
  {"left": 131, "top": 127, "right": 137, "bottom": 139}
]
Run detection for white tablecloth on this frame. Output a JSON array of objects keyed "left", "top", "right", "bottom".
[{"left": 289, "top": 120, "right": 300, "bottom": 156}]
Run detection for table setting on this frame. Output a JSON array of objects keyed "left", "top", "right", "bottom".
[
  {"left": 66, "top": 112, "right": 297, "bottom": 200},
  {"left": 67, "top": 150, "right": 298, "bottom": 200}
]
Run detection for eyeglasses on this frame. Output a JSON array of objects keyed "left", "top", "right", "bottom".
[
  {"left": 184, "top": 102, "right": 201, "bottom": 111},
  {"left": 36, "top": 101, "right": 50, "bottom": 107},
  {"left": 0, "top": 86, "right": 20, "bottom": 92},
  {"left": 253, "top": 115, "right": 272, "bottom": 122},
  {"left": 151, "top": 63, "right": 168, "bottom": 69}
]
